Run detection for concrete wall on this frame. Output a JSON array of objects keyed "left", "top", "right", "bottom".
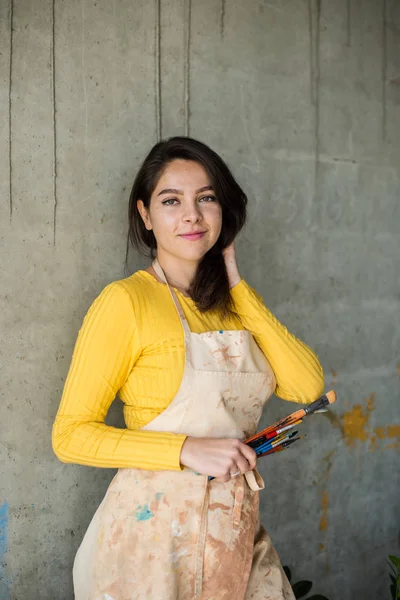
[{"left": 1, "top": 1, "right": 399, "bottom": 598}]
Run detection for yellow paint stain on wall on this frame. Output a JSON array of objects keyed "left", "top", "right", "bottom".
[
  {"left": 387, "top": 425, "right": 400, "bottom": 438},
  {"left": 319, "top": 491, "right": 329, "bottom": 532},
  {"left": 316, "top": 450, "right": 336, "bottom": 488},
  {"left": 369, "top": 434, "right": 379, "bottom": 451},
  {"left": 366, "top": 393, "right": 375, "bottom": 411},
  {"left": 374, "top": 426, "right": 387, "bottom": 439},
  {"left": 328, "top": 392, "right": 399, "bottom": 451},
  {"left": 343, "top": 393, "right": 375, "bottom": 448},
  {"left": 323, "top": 450, "right": 335, "bottom": 479},
  {"left": 370, "top": 425, "right": 400, "bottom": 450}
]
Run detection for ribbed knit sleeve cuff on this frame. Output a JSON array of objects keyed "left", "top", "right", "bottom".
[{"left": 230, "top": 279, "right": 261, "bottom": 315}]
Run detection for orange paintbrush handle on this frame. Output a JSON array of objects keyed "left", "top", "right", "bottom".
[
  {"left": 245, "top": 390, "right": 336, "bottom": 444},
  {"left": 282, "top": 390, "right": 336, "bottom": 426}
]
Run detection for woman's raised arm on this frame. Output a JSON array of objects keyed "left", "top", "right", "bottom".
[{"left": 230, "top": 280, "right": 324, "bottom": 404}]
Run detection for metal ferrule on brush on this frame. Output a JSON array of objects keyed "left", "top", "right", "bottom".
[{"left": 303, "top": 390, "right": 336, "bottom": 416}]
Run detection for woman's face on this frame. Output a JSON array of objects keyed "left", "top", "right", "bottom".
[{"left": 138, "top": 159, "right": 223, "bottom": 264}]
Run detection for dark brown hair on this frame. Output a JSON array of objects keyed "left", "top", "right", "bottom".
[{"left": 126, "top": 136, "right": 247, "bottom": 315}]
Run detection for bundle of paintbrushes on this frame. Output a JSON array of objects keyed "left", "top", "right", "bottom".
[
  {"left": 208, "top": 391, "right": 336, "bottom": 480},
  {"left": 246, "top": 390, "right": 337, "bottom": 459}
]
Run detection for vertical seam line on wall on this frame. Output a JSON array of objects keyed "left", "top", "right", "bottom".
[
  {"left": 308, "top": 0, "right": 321, "bottom": 205},
  {"left": 184, "top": 0, "right": 192, "bottom": 137},
  {"left": 308, "top": 0, "right": 315, "bottom": 106},
  {"left": 8, "top": 0, "right": 13, "bottom": 223},
  {"left": 155, "top": 0, "right": 162, "bottom": 141},
  {"left": 81, "top": 0, "right": 88, "bottom": 154},
  {"left": 220, "top": 0, "right": 226, "bottom": 39},
  {"left": 346, "top": 0, "right": 351, "bottom": 47},
  {"left": 382, "top": 0, "right": 387, "bottom": 141},
  {"left": 315, "top": 0, "right": 321, "bottom": 174},
  {"left": 52, "top": 0, "right": 57, "bottom": 246}
]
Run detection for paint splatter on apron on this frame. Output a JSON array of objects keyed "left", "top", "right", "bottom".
[{"left": 73, "top": 261, "right": 295, "bottom": 600}]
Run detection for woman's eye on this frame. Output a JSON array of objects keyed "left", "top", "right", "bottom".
[
  {"left": 199, "top": 195, "right": 216, "bottom": 203},
  {"left": 162, "top": 198, "right": 179, "bottom": 205}
]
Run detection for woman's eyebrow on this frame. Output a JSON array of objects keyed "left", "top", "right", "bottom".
[
  {"left": 157, "top": 188, "right": 183, "bottom": 196},
  {"left": 196, "top": 186, "right": 214, "bottom": 193},
  {"left": 157, "top": 185, "right": 214, "bottom": 196}
]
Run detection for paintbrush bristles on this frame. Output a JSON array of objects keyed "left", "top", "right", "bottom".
[{"left": 326, "top": 390, "right": 336, "bottom": 404}]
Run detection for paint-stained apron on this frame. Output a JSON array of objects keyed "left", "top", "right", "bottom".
[{"left": 73, "top": 261, "right": 295, "bottom": 600}]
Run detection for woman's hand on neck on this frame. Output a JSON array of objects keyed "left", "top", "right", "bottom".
[
  {"left": 150, "top": 242, "right": 242, "bottom": 294},
  {"left": 222, "top": 242, "right": 242, "bottom": 289}
]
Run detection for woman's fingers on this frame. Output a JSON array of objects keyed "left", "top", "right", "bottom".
[
  {"left": 235, "top": 454, "right": 251, "bottom": 475},
  {"left": 180, "top": 437, "right": 258, "bottom": 478},
  {"left": 238, "top": 441, "right": 257, "bottom": 471},
  {"left": 224, "top": 441, "right": 257, "bottom": 477},
  {"left": 216, "top": 474, "right": 232, "bottom": 483}
]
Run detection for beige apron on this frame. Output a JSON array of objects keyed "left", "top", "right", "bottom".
[{"left": 73, "top": 261, "right": 295, "bottom": 600}]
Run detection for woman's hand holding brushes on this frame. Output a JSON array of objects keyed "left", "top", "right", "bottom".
[{"left": 208, "top": 390, "right": 336, "bottom": 482}]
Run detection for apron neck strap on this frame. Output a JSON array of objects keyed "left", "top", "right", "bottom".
[{"left": 152, "top": 259, "right": 191, "bottom": 334}]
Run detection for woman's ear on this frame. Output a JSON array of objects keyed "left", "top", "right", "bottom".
[{"left": 137, "top": 200, "right": 152, "bottom": 231}]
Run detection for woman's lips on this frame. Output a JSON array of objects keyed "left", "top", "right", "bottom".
[{"left": 179, "top": 232, "right": 206, "bottom": 241}]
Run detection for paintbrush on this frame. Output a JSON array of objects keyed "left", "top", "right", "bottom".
[
  {"left": 248, "top": 420, "right": 303, "bottom": 449},
  {"left": 258, "top": 435, "right": 305, "bottom": 458},
  {"left": 207, "top": 435, "right": 305, "bottom": 481},
  {"left": 245, "top": 390, "right": 336, "bottom": 446},
  {"left": 272, "top": 389, "right": 336, "bottom": 428},
  {"left": 255, "top": 430, "right": 299, "bottom": 456},
  {"left": 208, "top": 391, "right": 336, "bottom": 483}
]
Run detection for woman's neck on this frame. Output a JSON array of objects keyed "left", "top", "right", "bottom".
[{"left": 153, "top": 251, "right": 199, "bottom": 295}]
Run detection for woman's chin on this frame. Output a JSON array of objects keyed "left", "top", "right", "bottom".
[{"left": 173, "top": 241, "right": 215, "bottom": 262}]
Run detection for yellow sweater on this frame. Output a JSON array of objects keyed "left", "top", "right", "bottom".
[{"left": 52, "top": 270, "right": 324, "bottom": 471}]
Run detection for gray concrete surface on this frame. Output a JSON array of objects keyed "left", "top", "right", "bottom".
[{"left": 1, "top": 1, "right": 399, "bottom": 598}]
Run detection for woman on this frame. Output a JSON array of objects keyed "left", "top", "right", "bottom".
[{"left": 52, "top": 136, "right": 324, "bottom": 599}]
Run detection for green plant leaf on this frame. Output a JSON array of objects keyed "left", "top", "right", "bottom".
[
  {"left": 292, "top": 580, "right": 313, "bottom": 598},
  {"left": 283, "top": 566, "right": 292, "bottom": 582},
  {"left": 307, "top": 596, "right": 330, "bottom": 600},
  {"left": 389, "top": 555, "right": 400, "bottom": 571}
]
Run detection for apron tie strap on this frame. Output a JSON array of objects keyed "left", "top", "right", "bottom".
[
  {"left": 244, "top": 468, "right": 265, "bottom": 492},
  {"left": 152, "top": 259, "right": 191, "bottom": 336}
]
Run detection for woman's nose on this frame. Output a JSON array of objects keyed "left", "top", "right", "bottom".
[{"left": 182, "top": 202, "right": 202, "bottom": 222}]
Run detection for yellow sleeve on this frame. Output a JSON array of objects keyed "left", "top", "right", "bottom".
[
  {"left": 52, "top": 282, "right": 187, "bottom": 470},
  {"left": 230, "top": 280, "right": 324, "bottom": 404}
]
